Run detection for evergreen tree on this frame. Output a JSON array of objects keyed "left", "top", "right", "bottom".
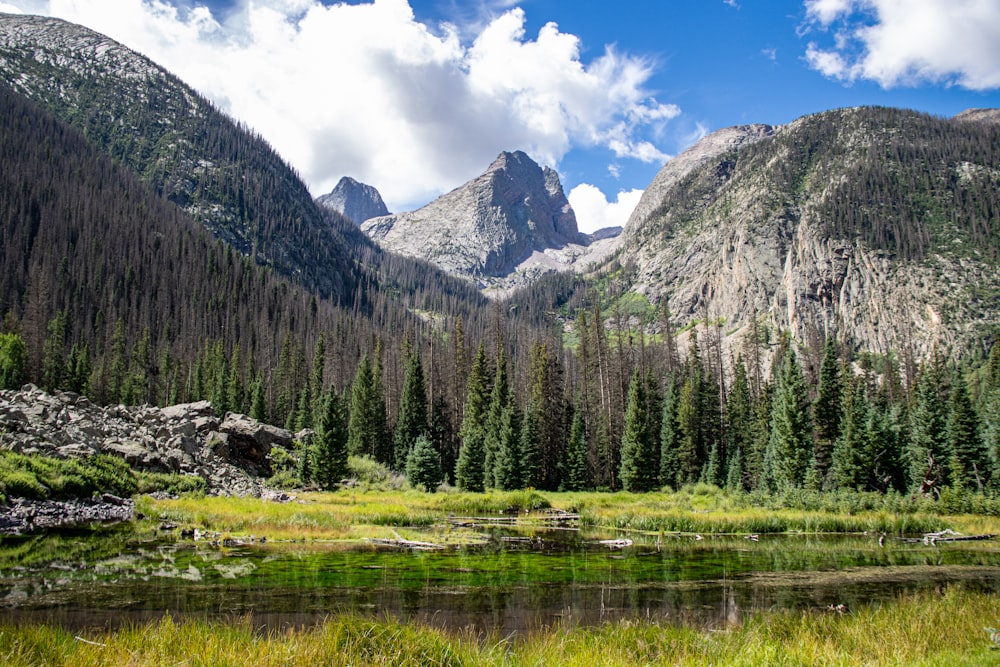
[
  {"left": 249, "top": 373, "right": 268, "bottom": 423},
  {"left": 812, "top": 337, "right": 843, "bottom": 486},
  {"left": 0, "top": 332, "right": 26, "bottom": 390},
  {"left": 832, "top": 374, "right": 868, "bottom": 489},
  {"left": 907, "top": 360, "right": 950, "bottom": 492},
  {"left": 456, "top": 344, "right": 490, "bottom": 491},
  {"left": 725, "top": 360, "right": 753, "bottom": 491},
  {"left": 66, "top": 342, "right": 91, "bottom": 395},
  {"left": 493, "top": 395, "right": 523, "bottom": 490},
  {"left": 519, "top": 401, "right": 543, "bottom": 489},
  {"left": 313, "top": 389, "right": 349, "bottom": 489},
  {"left": 768, "top": 345, "right": 814, "bottom": 491},
  {"left": 659, "top": 377, "right": 682, "bottom": 488},
  {"left": 429, "top": 394, "right": 456, "bottom": 485},
  {"left": 348, "top": 354, "right": 389, "bottom": 463},
  {"left": 309, "top": 335, "right": 326, "bottom": 424},
  {"left": 563, "top": 407, "right": 589, "bottom": 491},
  {"left": 620, "top": 369, "right": 658, "bottom": 492},
  {"left": 226, "top": 345, "right": 244, "bottom": 414},
  {"left": 393, "top": 349, "right": 428, "bottom": 470},
  {"left": 947, "top": 372, "right": 987, "bottom": 492},
  {"left": 40, "top": 311, "right": 66, "bottom": 393},
  {"left": 483, "top": 348, "right": 509, "bottom": 488},
  {"left": 406, "top": 435, "right": 442, "bottom": 492}
]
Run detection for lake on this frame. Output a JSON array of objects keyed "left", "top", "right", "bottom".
[{"left": 2, "top": 524, "right": 999, "bottom": 634}]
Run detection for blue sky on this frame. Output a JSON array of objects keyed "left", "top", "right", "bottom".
[{"left": 3, "top": 0, "right": 1000, "bottom": 231}]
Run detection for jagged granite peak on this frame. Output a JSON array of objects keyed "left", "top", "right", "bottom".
[
  {"left": 362, "top": 150, "right": 601, "bottom": 291},
  {"left": 611, "top": 106, "right": 1000, "bottom": 361},
  {"left": 316, "top": 176, "right": 389, "bottom": 225}
]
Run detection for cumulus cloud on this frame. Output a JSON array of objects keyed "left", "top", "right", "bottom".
[
  {"left": 12, "top": 0, "right": 678, "bottom": 211},
  {"left": 803, "top": 0, "right": 1000, "bottom": 90},
  {"left": 568, "top": 184, "right": 644, "bottom": 234}
]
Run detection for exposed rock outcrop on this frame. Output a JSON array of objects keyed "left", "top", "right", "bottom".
[
  {"left": 613, "top": 107, "right": 1000, "bottom": 361},
  {"left": 0, "top": 385, "right": 294, "bottom": 496},
  {"left": 361, "top": 151, "right": 614, "bottom": 292},
  {"left": 316, "top": 176, "right": 390, "bottom": 224}
]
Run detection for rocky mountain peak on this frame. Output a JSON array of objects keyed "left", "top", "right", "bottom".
[
  {"left": 954, "top": 108, "right": 1000, "bottom": 123},
  {"left": 361, "top": 150, "right": 607, "bottom": 293},
  {"left": 316, "top": 176, "right": 389, "bottom": 225}
]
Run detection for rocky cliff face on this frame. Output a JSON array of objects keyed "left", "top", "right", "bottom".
[
  {"left": 361, "top": 151, "right": 613, "bottom": 292},
  {"left": 614, "top": 107, "right": 1000, "bottom": 360},
  {"left": 316, "top": 176, "right": 389, "bottom": 224}
]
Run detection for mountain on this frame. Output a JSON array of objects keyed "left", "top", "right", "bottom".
[
  {"left": 0, "top": 13, "right": 366, "bottom": 302},
  {"left": 601, "top": 106, "right": 1000, "bottom": 359},
  {"left": 316, "top": 176, "right": 389, "bottom": 225},
  {"left": 361, "top": 150, "right": 616, "bottom": 292}
]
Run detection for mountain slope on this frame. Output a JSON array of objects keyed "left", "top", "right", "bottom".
[
  {"left": 362, "top": 150, "right": 612, "bottom": 291},
  {"left": 0, "top": 13, "right": 365, "bottom": 301},
  {"left": 612, "top": 106, "right": 1000, "bottom": 358}
]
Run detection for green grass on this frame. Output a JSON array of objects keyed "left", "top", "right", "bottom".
[{"left": 1, "top": 588, "right": 997, "bottom": 665}]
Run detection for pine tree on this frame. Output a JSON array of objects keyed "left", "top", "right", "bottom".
[
  {"left": 249, "top": 373, "right": 268, "bottom": 423},
  {"left": 725, "top": 360, "right": 752, "bottom": 491},
  {"left": 393, "top": 349, "right": 428, "bottom": 470},
  {"left": 832, "top": 374, "right": 868, "bottom": 489},
  {"left": 483, "top": 348, "right": 509, "bottom": 488},
  {"left": 406, "top": 435, "right": 442, "bottom": 492},
  {"left": 812, "top": 337, "right": 843, "bottom": 486},
  {"left": 768, "top": 345, "right": 814, "bottom": 491},
  {"left": 563, "top": 408, "right": 589, "bottom": 491},
  {"left": 493, "top": 395, "right": 522, "bottom": 490},
  {"left": 947, "top": 372, "right": 986, "bottom": 492},
  {"left": 519, "top": 401, "right": 543, "bottom": 489},
  {"left": 659, "top": 377, "right": 682, "bottom": 488},
  {"left": 620, "top": 369, "right": 657, "bottom": 492},
  {"left": 40, "top": 311, "right": 66, "bottom": 393},
  {"left": 348, "top": 353, "right": 388, "bottom": 462},
  {"left": 907, "top": 360, "right": 950, "bottom": 493},
  {"left": 309, "top": 335, "right": 326, "bottom": 424},
  {"left": 456, "top": 344, "right": 490, "bottom": 492},
  {"left": 313, "top": 389, "right": 349, "bottom": 489},
  {"left": 226, "top": 345, "right": 244, "bottom": 414}
]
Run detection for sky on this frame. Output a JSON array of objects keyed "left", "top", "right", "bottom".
[{"left": 2, "top": 1, "right": 1000, "bottom": 233}]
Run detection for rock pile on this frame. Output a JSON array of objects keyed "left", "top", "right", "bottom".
[{"left": 0, "top": 384, "right": 295, "bottom": 496}]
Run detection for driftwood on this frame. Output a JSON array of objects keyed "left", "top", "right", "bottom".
[
  {"left": 598, "top": 538, "right": 633, "bottom": 549},
  {"left": 902, "top": 529, "right": 998, "bottom": 545},
  {"left": 364, "top": 530, "right": 445, "bottom": 551}
]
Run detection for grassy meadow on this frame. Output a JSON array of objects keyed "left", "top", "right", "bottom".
[{"left": 1, "top": 587, "right": 998, "bottom": 665}]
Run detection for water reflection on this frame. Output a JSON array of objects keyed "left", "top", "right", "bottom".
[{"left": 1, "top": 526, "right": 999, "bottom": 634}]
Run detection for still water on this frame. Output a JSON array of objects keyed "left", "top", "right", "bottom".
[{"left": 2, "top": 525, "right": 999, "bottom": 633}]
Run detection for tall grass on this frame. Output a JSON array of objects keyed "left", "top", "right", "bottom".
[{"left": 1, "top": 588, "right": 997, "bottom": 666}]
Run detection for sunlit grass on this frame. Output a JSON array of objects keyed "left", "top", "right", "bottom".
[
  {"left": 138, "top": 486, "right": 1000, "bottom": 545},
  {"left": 1, "top": 588, "right": 997, "bottom": 666}
]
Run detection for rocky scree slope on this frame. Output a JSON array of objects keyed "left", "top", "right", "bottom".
[
  {"left": 0, "top": 385, "right": 296, "bottom": 497},
  {"left": 362, "top": 151, "right": 617, "bottom": 292},
  {"left": 317, "top": 176, "right": 390, "bottom": 225},
  {"left": 612, "top": 106, "right": 1000, "bottom": 358}
]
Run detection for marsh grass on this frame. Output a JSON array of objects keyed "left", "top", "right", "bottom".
[
  {"left": 1, "top": 588, "right": 997, "bottom": 666},
  {"left": 138, "top": 486, "right": 1000, "bottom": 544}
]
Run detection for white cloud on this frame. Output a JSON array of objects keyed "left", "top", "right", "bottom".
[
  {"left": 11, "top": 0, "right": 677, "bottom": 211},
  {"left": 803, "top": 0, "right": 1000, "bottom": 90},
  {"left": 568, "top": 184, "right": 644, "bottom": 234}
]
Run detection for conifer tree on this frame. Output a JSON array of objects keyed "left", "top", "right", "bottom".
[
  {"left": 832, "top": 374, "right": 868, "bottom": 489},
  {"left": 620, "top": 369, "right": 658, "bottom": 492},
  {"left": 313, "top": 389, "right": 349, "bottom": 489},
  {"left": 456, "top": 344, "right": 490, "bottom": 491},
  {"left": 947, "top": 372, "right": 986, "bottom": 492},
  {"left": 40, "top": 311, "right": 66, "bottom": 393},
  {"left": 519, "top": 401, "right": 543, "bottom": 489},
  {"left": 406, "top": 435, "right": 442, "bottom": 492},
  {"left": 812, "top": 337, "right": 843, "bottom": 485},
  {"left": 348, "top": 353, "right": 388, "bottom": 462},
  {"left": 393, "top": 349, "right": 428, "bottom": 470},
  {"left": 725, "top": 360, "right": 753, "bottom": 490},
  {"left": 0, "top": 332, "right": 26, "bottom": 390},
  {"left": 226, "top": 344, "right": 244, "bottom": 414},
  {"left": 907, "top": 360, "right": 950, "bottom": 492},
  {"left": 309, "top": 335, "right": 326, "bottom": 423},
  {"left": 768, "top": 345, "right": 813, "bottom": 491},
  {"left": 563, "top": 408, "right": 589, "bottom": 491},
  {"left": 659, "top": 377, "right": 682, "bottom": 488},
  {"left": 493, "top": 395, "right": 522, "bottom": 490},
  {"left": 483, "top": 348, "right": 509, "bottom": 488}
]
